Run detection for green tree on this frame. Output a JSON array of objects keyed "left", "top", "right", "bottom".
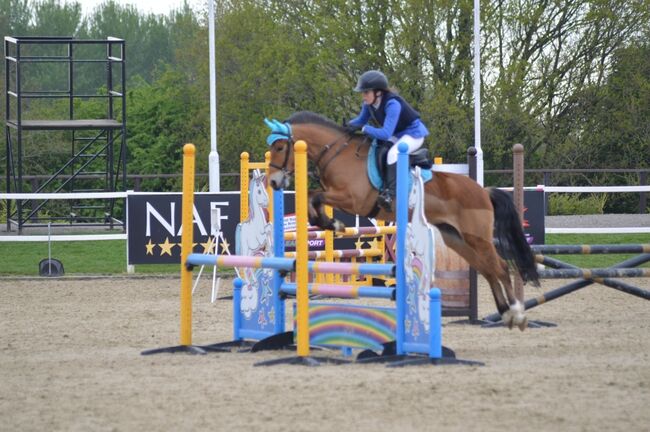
[{"left": 127, "top": 68, "right": 209, "bottom": 190}]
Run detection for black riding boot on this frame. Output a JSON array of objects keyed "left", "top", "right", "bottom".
[{"left": 377, "top": 164, "right": 397, "bottom": 212}]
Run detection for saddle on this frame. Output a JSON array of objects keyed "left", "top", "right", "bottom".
[
  {"left": 375, "top": 142, "right": 432, "bottom": 176},
  {"left": 368, "top": 140, "right": 433, "bottom": 190}
]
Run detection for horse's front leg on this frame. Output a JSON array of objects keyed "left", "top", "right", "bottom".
[{"left": 308, "top": 190, "right": 345, "bottom": 232}]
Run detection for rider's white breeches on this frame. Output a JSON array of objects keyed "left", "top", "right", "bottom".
[{"left": 386, "top": 135, "right": 425, "bottom": 165}]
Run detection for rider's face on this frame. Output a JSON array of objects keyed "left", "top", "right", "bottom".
[{"left": 362, "top": 90, "right": 379, "bottom": 105}]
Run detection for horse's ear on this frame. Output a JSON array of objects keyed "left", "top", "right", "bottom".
[
  {"left": 264, "top": 118, "right": 287, "bottom": 134},
  {"left": 271, "top": 119, "right": 291, "bottom": 136}
]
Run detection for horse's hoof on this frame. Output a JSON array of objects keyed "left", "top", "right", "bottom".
[
  {"left": 517, "top": 316, "right": 528, "bottom": 331},
  {"left": 502, "top": 301, "right": 525, "bottom": 330},
  {"left": 332, "top": 220, "right": 346, "bottom": 232},
  {"left": 501, "top": 311, "right": 514, "bottom": 329}
]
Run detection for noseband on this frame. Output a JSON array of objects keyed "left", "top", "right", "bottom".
[{"left": 269, "top": 136, "right": 295, "bottom": 178}]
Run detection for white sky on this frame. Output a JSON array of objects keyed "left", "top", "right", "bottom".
[{"left": 78, "top": 0, "right": 205, "bottom": 16}]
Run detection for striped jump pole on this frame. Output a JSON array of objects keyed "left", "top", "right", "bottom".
[
  {"left": 280, "top": 283, "right": 395, "bottom": 299},
  {"left": 285, "top": 248, "right": 383, "bottom": 260},
  {"left": 533, "top": 244, "right": 650, "bottom": 255},
  {"left": 308, "top": 261, "right": 395, "bottom": 276},
  {"left": 537, "top": 267, "right": 650, "bottom": 279},
  {"left": 186, "top": 253, "right": 295, "bottom": 271},
  {"left": 284, "top": 225, "right": 397, "bottom": 240},
  {"left": 484, "top": 250, "right": 650, "bottom": 323}
]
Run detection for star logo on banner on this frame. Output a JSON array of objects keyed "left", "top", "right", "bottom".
[
  {"left": 145, "top": 239, "right": 155, "bottom": 255},
  {"left": 220, "top": 238, "right": 231, "bottom": 254},
  {"left": 159, "top": 237, "right": 175, "bottom": 256},
  {"left": 201, "top": 237, "right": 216, "bottom": 254},
  {"left": 368, "top": 238, "right": 381, "bottom": 251},
  {"left": 355, "top": 238, "right": 365, "bottom": 250}
]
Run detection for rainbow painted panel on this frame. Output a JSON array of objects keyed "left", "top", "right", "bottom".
[{"left": 307, "top": 303, "right": 397, "bottom": 351}]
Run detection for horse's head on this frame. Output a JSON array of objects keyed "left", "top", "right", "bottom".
[
  {"left": 264, "top": 112, "right": 358, "bottom": 190},
  {"left": 264, "top": 118, "right": 295, "bottom": 190}
]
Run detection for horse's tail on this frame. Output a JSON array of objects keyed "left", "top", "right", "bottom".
[{"left": 488, "top": 187, "right": 540, "bottom": 286}]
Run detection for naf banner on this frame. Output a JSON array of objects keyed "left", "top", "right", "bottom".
[
  {"left": 127, "top": 192, "right": 241, "bottom": 265},
  {"left": 127, "top": 191, "right": 382, "bottom": 265}
]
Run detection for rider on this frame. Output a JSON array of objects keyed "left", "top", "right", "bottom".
[{"left": 346, "top": 70, "right": 429, "bottom": 211}]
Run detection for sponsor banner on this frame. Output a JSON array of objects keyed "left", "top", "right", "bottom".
[
  {"left": 127, "top": 192, "right": 241, "bottom": 265},
  {"left": 126, "top": 188, "right": 545, "bottom": 264}
]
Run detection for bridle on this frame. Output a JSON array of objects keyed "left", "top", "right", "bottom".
[
  {"left": 269, "top": 135, "right": 295, "bottom": 178},
  {"left": 270, "top": 124, "right": 360, "bottom": 186}
]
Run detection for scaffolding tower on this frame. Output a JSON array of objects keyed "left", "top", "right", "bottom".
[{"left": 4, "top": 36, "right": 126, "bottom": 232}]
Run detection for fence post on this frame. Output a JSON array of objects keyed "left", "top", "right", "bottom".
[
  {"left": 640, "top": 171, "right": 647, "bottom": 214},
  {"left": 512, "top": 144, "right": 525, "bottom": 302},
  {"left": 543, "top": 171, "right": 551, "bottom": 216},
  {"left": 467, "top": 147, "right": 478, "bottom": 321}
]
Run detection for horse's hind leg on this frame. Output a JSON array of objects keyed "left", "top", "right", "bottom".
[
  {"left": 492, "top": 255, "right": 527, "bottom": 330},
  {"left": 441, "top": 232, "right": 527, "bottom": 330},
  {"left": 494, "top": 257, "right": 528, "bottom": 330}
]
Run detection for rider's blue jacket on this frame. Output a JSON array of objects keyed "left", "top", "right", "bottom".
[{"left": 349, "top": 92, "right": 429, "bottom": 141}]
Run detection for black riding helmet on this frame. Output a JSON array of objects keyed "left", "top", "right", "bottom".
[{"left": 354, "top": 70, "right": 389, "bottom": 92}]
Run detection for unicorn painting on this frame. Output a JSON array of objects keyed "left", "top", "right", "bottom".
[
  {"left": 235, "top": 170, "right": 274, "bottom": 320},
  {"left": 236, "top": 170, "right": 272, "bottom": 257},
  {"left": 405, "top": 167, "right": 436, "bottom": 335}
]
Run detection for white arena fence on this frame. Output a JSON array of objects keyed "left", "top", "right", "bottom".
[
  {"left": 0, "top": 192, "right": 128, "bottom": 242},
  {"left": 536, "top": 185, "right": 650, "bottom": 234}
]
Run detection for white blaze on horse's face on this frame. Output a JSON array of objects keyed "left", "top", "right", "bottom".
[{"left": 268, "top": 167, "right": 290, "bottom": 190}]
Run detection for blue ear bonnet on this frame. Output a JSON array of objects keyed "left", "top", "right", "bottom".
[{"left": 264, "top": 118, "right": 292, "bottom": 146}]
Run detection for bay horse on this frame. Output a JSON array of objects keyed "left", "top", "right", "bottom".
[{"left": 264, "top": 111, "right": 539, "bottom": 330}]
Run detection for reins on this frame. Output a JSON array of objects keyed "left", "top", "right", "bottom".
[{"left": 310, "top": 133, "right": 351, "bottom": 185}]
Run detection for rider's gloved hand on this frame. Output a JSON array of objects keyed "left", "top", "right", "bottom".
[{"left": 342, "top": 120, "right": 361, "bottom": 135}]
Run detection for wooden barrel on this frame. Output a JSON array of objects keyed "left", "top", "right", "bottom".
[{"left": 433, "top": 229, "right": 470, "bottom": 312}]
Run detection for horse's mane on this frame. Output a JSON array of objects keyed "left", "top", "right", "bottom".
[{"left": 286, "top": 111, "right": 346, "bottom": 133}]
